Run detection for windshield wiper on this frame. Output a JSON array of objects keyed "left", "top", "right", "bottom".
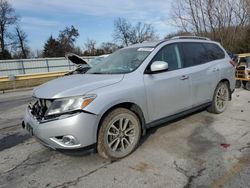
[
  {"left": 88, "top": 72, "right": 126, "bottom": 74},
  {"left": 90, "top": 72, "right": 105, "bottom": 74},
  {"left": 65, "top": 67, "right": 90, "bottom": 75}
]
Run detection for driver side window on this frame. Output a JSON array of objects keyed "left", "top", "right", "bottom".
[{"left": 153, "top": 44, "right": 182, "bottom": 71}]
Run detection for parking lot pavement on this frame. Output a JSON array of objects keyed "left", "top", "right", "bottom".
[{"left": 0, "top": 89, "right": 249, "bottom": 188}]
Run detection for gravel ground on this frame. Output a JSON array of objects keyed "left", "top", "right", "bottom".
[{"left": 0, "top": 89, "right": 249, "bottom": 188}]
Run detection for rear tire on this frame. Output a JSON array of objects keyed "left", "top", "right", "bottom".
[
  {"left": 245, "top": 82, "right": 250, "bottom": 91},
  {"left": 97, "top": 108, "right": 141, "bottom": 160},
  {"left": 235, "top": 80, "right": 241, "bottom": 88},
  {"left": 207, "top": 82, "right": 230, "bottom": 114},
  {"left": 242, "top": 81, "right": 247, "bottom": 89}
]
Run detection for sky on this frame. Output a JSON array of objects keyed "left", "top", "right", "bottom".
[{"left": 8, "top": 0, "right": 176, "bottom": 51}]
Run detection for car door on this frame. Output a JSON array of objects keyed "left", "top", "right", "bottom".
[
  {"left": 143, "top": 43, "right": 193, "bottom": 122},
  {"left": 180, "top": 42, "right": 221, "bottom": 106}
]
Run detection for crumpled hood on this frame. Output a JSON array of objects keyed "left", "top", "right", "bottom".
[
  {"left": 33, "top": 74, "right": 124, "bottom": 99},
  {"left": 65, "top": 53, "right": 90, "bottom": 66}
]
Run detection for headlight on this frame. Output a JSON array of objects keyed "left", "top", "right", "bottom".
[
  {"left": 28, "top": 97, "right": 38, "bottom": 107},
  {"left": 45, "top": 95, "right": 96, "bottom": 116}
]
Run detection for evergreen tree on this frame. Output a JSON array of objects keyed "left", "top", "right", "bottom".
[{"left": 43, "top": 35, "right": 63, "bottom": 57}]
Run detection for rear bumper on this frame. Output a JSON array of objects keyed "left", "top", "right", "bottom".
[{"left": 23, "top": 108, "right": 100, "bottom": 150}]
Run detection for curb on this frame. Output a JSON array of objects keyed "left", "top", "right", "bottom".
[{"left": 0, "top": 87, "right": 34, "bottom": 94}]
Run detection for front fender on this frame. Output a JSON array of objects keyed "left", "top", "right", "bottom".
[{"left": 84, "top": 79, "right": 149, "bottom": 123}]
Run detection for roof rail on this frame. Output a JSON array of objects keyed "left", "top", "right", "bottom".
[{"left": 171, "top": 36, "right": 210, "bottom": 41}]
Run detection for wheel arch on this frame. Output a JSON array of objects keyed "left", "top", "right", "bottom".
[{"left": 96, "top": 102, "right": 147, "bottom": 142}]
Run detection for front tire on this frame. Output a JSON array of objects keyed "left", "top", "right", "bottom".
[
  {"left": 242, "top": 81, "right": 247, "bottom": 89},
  {"left": 97, "top": 108, "right": 141, "bottom": 160},
  {"left": 245, "top": 81, "right": 250, "bottom": 91},
  {"left": 207, "top": 82, "right": 230, "bottom": 114}
]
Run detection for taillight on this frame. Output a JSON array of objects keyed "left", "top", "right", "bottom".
[{"left": 229, "top": 60, "right": 236, "bottom": 67}]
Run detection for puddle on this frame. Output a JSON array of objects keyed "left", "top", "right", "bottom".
[{"left": 0, "top": 133, "right": 31, "bottom": 151}]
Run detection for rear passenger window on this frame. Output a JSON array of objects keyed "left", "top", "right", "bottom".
[
  {"left": 181, "top": 43, "right": 208, "bottom": 67},
  {"left": 203, "top": 43, "right": 225, "bottom": 61},
  {"left": 152, "top": 44, "right": 182, "bottom": 71}
]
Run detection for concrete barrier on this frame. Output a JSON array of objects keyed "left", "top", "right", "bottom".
[{"left": 0, "top": 71, "right": 68, "bottom": 91}]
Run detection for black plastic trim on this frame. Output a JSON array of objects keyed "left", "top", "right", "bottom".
[
  {"left": 146, "top": 102, "right": 211, "bottom": 128},
  {"left": 56, "top": 143, "right": 97, "bottom": 153}
]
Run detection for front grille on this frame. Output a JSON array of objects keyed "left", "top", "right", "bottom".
[{"left": 30, "top": 98, "right": 53, "bottom": 119}]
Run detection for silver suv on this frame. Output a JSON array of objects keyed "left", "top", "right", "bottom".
[{"left": 23, "top": 36, "right": 235, "bottom": 160}]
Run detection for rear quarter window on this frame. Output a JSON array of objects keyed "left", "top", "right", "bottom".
[
  {"left": 203, "top": 43, "right": 225, "bottom": 61},
  {"left": 180, "top": 42, "right": 225, "bottom": 68},
  {"left": 180, "top": 42, "right": 208, "bottom": 67}
]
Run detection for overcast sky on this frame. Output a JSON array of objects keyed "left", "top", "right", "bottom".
[{"left": 8, "top": 0, "right": 176, "bottom": 50}]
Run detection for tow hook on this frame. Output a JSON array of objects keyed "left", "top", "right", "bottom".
[{"left": 22, "top": 121, "right": 25, "bottom": 129}]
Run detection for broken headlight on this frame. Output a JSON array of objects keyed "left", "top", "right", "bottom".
[{"left": 45, "top": 95, "right": 96, "bottom": 116}]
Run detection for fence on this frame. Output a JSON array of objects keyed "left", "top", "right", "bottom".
[{"left": 0, "top": 56, "right": 95, "bottom": 76}]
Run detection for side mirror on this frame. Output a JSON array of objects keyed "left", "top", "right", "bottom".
[{"left": 150, "top": 61, "right": 168, "bottom": 73}]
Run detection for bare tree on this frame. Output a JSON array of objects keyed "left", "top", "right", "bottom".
[
  {"left": 0, "top": 0, "right": 18, "bottom": 59},
  {"left": 171, "top": 0, "right": 250, "bottom": 51},
  {"left": 113, "top": 18, "right": 133, "bottom": 46},
  {"left": 58, "top": 25, "right": 79, "bottom": 53},
  {"left": 130, "top": 22, "right": 157, "bottom": 43},
  {"left": 29, "top": 49, "right": 43, "bottom": 58},
  {"left": 84, "top": 38, "right": 97, "bottom": 55},
  {"left": 113, "top": 17, "right": 158, "bottom": 46},
  {"left": 12, "top": 26, "right": 29, "bottom": 58},
  {"left": 100, "top": 42, "right": 119, "bottom": 54}
]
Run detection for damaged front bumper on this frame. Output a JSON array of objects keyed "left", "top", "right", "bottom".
[{"left": 22, "top": 108, "right": 99, "bottom": 150}]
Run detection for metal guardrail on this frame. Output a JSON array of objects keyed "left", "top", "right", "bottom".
[
  {"left": 0, "top": 71, "right": 68, "bottom": 82},
  {"left": 0, "top": 56, "right": 95, "bottom": 76},
  {"left": 0, "top": 71, "right": 69, "bottom": 91},
  {"left": 0, "top": 56, "right": 96, "bottom": 91}
]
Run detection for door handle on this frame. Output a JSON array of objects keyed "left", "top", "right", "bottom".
[
  {"left": 180, "top": 75, "right": 189, "bottom": 80},
  {"left": 212, "top": 68, "right": 220, "bottom": 72}
]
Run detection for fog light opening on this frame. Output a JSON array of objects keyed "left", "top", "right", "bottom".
[
  {"left": 62, "top": 135, "right": 77, "bottom": 146},
  {"left": 50, "top": 135, "right": 80, "bottom": 147}
]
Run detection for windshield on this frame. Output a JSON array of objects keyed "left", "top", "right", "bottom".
[
  {"left": 87, "top": 47, "right": 152, "bottom": 74},
  {"left": 89, "top": 56, "right": 107, "bottom": 67}
]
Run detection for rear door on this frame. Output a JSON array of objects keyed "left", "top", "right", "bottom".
[
  {"left": 180, "top": 42, "right": 222, "bottom": 106},
  {"left": 144, "top": 43, "right": 193, "bottom": 122}
]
